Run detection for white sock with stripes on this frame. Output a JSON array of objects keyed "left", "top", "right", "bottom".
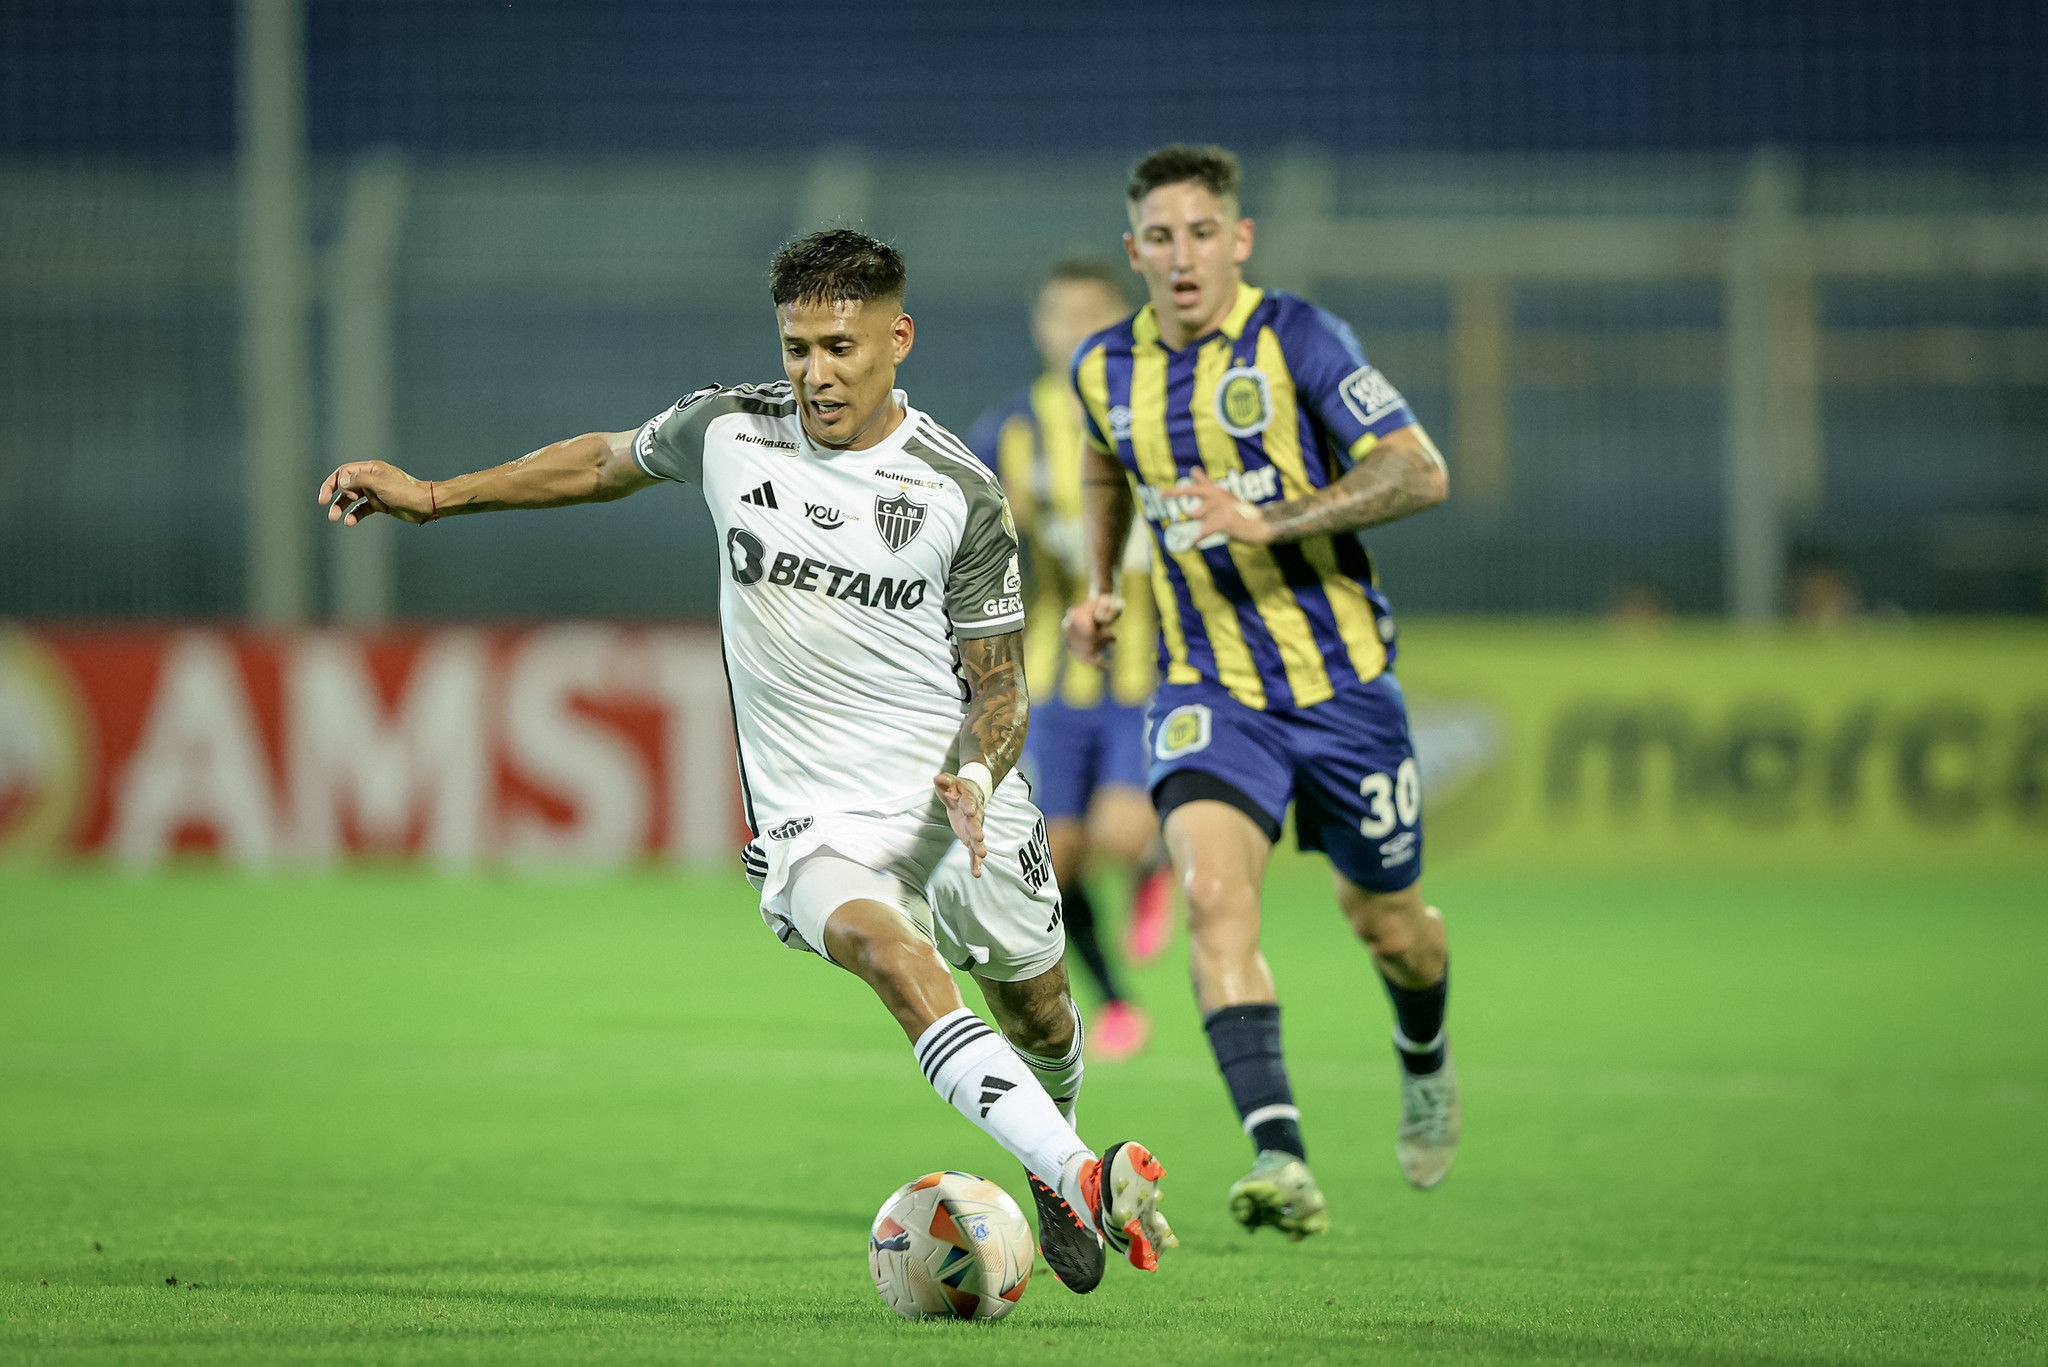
[
  {"left": 915, "top": 1007, "right": 1090, "bottom": 1190},
  {"left": 1007, "top": 1001, "right": 1085, "bottom": 1125}
]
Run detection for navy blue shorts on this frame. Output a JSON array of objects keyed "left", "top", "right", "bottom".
[
  {"left": 1145, "top": 674, "right": 1423, "bottom": 892},
  {"left": 1025, "top": 698, "right": 1150, "bottom": 823}
]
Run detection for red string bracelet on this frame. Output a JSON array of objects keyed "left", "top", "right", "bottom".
[{"left": 426, "top": 480, "right": 438, "bottom": 523}]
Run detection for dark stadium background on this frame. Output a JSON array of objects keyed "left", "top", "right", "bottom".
[
  {"left": 3, "top": 0, "right": 2044, "bottom": 619},
  {"left": 2, "top": 5, "right": 2045, "bottom": 1363}
]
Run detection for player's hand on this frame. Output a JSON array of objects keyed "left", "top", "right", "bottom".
[
  {"left": 1062, "top": 593, "right": 1124, "bottom": 667},
  {"left": 1183, "top": 467, "right": 1275, "bottom": 546},
  {"left": 934, "top": 772, "right": 989, "bottom": 877},
  {"left": 319, "top": 461, "right": 435, "bottom": 526}
]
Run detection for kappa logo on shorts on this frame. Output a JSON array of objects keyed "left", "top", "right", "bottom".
[
  {"left": 1154, "top": 703, "right": 1213, "bottom": 760},
  {"left": 764, "top": 816, "right": 813, "bottom": 840}
]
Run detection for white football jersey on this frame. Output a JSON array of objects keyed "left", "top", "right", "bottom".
[{"left": 634, "top": 382, "right": 1024, "bottom": 832}]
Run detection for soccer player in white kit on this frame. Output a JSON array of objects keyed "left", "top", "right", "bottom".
[{"left": 316, "top": 230, "right": 1173, "bottom": 1292}]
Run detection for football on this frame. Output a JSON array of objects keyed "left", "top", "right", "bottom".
[{"left": 867, "top": 1171, "right": 1034, "bottom": 1320}]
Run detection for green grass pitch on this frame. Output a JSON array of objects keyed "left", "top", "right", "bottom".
[{"left": 3, "top": 860, "right": 2044, "bottom": 1364}]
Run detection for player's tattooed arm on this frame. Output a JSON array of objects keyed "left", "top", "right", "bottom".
[
  {"left": 1182, "top": 423, "right": 1448, "bottom": 547},
  {"left": 955, "top": 630, "right": 1030, "bottom": 787},
  {"left": 937, "top": 630, "right": 1028, "bottom": 877},
  {"left": 319, "top": 429, "right": 654, "bottom": 526},
  {"left": 1262, "top": 424, "right": 1447, "bottom": 542}
]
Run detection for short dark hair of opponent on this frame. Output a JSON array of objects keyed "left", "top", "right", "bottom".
[
  {"left": 1126, "top": 144, "right": 1242, "bottom": 206},
  {"left": 1044, "top": 257, "right": 1136, "bottom": 304},
  {"left": 769, "top": 229, "right": 907, "bottom": 308}
]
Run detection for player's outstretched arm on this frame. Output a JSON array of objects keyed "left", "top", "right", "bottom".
[
  {"left": 318, "top": 429, "right": 655, "bottom": 527},
  {"left": 934, "top": 630, "right": 1029, "bottom": 878},
  {"left": 1062, "top": 441, "right": 1135, "bottom": 667},
  {"left": 1183, "top": 423, "right": 1449, "bottom": 547}
]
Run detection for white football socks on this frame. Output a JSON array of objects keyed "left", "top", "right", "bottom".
[
  {"left": 1007, "top": 1000, "right": 1085, "bottom": 1125},
  {"left": 915, "top": 1007, "right": 1091, "bottom": 1191}
]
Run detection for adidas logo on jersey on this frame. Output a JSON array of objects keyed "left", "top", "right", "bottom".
[{"left": 739, "top": 481, "right": 779, "bottom": 509}]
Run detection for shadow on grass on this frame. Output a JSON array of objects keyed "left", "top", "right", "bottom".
[
  {"left": 3, "top": 1199, "right": 876, "bottom": 1290},
  {"left": 260, "top": 1278, "right": 759, "bottom": 1320}
]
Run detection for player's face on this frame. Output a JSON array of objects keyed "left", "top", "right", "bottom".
[
  {"left": 1124, "top": 182, "right": 1254, "bottom": 345},
  {"left": 777, "top": 297, "right": 916, "bottom": 449},
  {"left": 1031, "top": 278, "right": 1131, "bottom": 376}
]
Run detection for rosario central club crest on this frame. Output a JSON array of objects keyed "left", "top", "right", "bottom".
[{"left": 873, "top": 490, "right": 928, "bottom": 552}]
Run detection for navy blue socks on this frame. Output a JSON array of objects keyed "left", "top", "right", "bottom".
[
  {"left": 1381, "top": 965, "right": 1449, "bottom": 1075},
  {"left": 1203, "top": 1003, "right": 1305, "bottom": 1159}
]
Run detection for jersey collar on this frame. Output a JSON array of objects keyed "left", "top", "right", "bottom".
[{"left": 1133, "top": 281, "right": 1264, "bottom": 353}]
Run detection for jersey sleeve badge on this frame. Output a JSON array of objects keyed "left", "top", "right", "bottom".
[{"left": 1338, "top": 366, "right": 1407, "bottom": 428}]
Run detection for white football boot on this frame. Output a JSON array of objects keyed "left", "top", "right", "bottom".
[{"left": 1396, "top": 1048, "right": 1460, "bottom": 1189}]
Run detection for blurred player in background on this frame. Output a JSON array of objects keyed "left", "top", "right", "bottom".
[
  {"left": 317, "top": 229, "right": 1174, "bottom": 1291},
  {"left": 966, "top": 260, "right": 1174, "bottom": 1063},
  {"left": 1066, "top": 146, "right": 1457, "bottom": 1240}
]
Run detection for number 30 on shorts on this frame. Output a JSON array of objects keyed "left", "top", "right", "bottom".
[{"left": 1357, "top": 758, "right": 1422, "bottom": 839}]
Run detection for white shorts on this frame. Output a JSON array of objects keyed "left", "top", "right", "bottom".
[{"left": 745, "top": 779, "right": 1064, "bottom": 983}]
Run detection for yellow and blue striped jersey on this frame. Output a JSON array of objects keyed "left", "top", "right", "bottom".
[
  {"left": 1071, "top": 283, "right": 1417, "bottom": 712},
  {"left": 967, "top": 371, "right": 1157, "bottom": 710}
]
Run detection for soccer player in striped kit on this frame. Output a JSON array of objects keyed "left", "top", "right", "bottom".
[
  {"left": 966, "top": 260, "right": 1175, "bottom": 1063},
  {"left": 1065, "top": 145, "right": 1459, "bottom": 1239}
]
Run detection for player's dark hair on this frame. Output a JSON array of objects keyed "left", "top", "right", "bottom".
[
  {"left": 1127, "top": 144, "right": 1242, "bottom": 207},
  {"left": 769, "top": 228, "right": 907, "bottom": 308},
  {"left": 1041, "top": 257, "right": 1135, "bottom": 305}
]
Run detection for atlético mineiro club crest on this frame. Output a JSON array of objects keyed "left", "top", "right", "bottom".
[{"left": 874, "top": 490, "right": 928, "bottom": 552}]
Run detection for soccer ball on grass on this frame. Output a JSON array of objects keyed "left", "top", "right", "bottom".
[{"left": 868, "top": 1171, "right": 1033, "bottom": 1320}]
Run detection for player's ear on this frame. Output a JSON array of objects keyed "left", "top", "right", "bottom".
[
  {"left": 891, "top": 310, "right": 914, "bottom": 363},
  {"left": 1234, "top": 216, "right": 1255, "bottom": 265}
]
